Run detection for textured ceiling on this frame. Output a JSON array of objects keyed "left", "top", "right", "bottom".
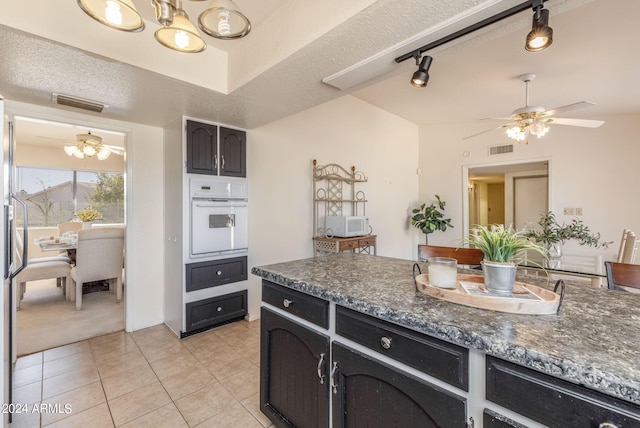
[{"left": 1, "top": 0, "right": 638, "bottom": 143}]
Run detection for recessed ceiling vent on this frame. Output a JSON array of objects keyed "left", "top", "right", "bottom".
[
  {"left": 52, "top": 93, "right": 107, "bottom": 113},
  {"left": 488, "top": 144, "right": 514, "bottom": 156}
]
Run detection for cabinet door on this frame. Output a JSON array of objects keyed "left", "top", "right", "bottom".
[
  {"left": 186, "top": 120, "right": 218, "bottom": 175},
  {"left": 261, "top": 307, "right": 330, "bottom": 428},
  {"left": 219, "top": 127, "right": 246, "bottom": 177},
  {"left": 332, "top": 342, "right": 467, "bottom": 428}
]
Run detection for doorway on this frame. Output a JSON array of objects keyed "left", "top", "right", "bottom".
[
  {"left": 11, "top": 116, "right": 127, "bottom": 356},
  {"left": 465, "top": 160, "right": 549, "bottom": 233}
]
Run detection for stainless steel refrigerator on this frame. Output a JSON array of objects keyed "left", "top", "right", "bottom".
[{"left": 2, "top": 99, "right": 28, "bottom": 423}]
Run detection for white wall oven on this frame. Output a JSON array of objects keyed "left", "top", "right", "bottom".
[{"left": 190, "top": 178, "right": 248, "bottom": 259}]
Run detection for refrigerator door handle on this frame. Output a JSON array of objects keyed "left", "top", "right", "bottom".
[{"left": 8, "top": 194, "right": 27, "bottom": 279}]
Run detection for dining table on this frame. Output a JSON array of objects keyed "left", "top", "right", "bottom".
[{"left": 36, "top": 236, "right": 77, "bottom": 262}]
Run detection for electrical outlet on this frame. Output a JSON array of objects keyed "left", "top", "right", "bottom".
[
  {"left": 575, "top": 208, "right": 583, "bottom": 216},
  {"left": 564, "top": 208, "right": 575, "bottom": 215}
]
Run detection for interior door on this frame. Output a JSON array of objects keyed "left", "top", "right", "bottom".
[{"left": 514, "top": 176, "right": 548, "bottom": 230}]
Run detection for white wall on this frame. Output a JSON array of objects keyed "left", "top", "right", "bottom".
[
  {"left": 5, "top": 101, "right": 164, "bottom": 331},
  {"left": 419, "top": 113, "right": 640, "bottom": 261},
  {"left": 247, "top": 95, "right": 420, "bottom": 318}
]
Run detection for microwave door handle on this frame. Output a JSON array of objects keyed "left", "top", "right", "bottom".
[{"left": 8, "top": 194, "right": 28, "bottom": 279}]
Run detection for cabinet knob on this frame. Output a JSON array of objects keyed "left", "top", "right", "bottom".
[
  {"left": 216, "top": 270, "right": 222, "bottom": 276},
  {"left": 216, "top": 306, "right": 223, "bottom": 312},
  {"left": 599, "top": 424, "right": 619, "bottom": 428},
  {"left": 283, "top": 298, "right": 293, "bottom": 308},
  {"left": 380, "top": 336, "right": 392, "bottom": 350}
]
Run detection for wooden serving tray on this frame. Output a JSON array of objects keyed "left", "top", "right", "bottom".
[{"left": 414, "top": 273, "right": 561, "bottom": 315}]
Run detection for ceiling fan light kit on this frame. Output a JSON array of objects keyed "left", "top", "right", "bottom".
[
  {"left": 64, "top": 132, "right": 122, "bottom": 160},
  {"left": 77, "top": 0, "right": 251, "bottom": 53}
]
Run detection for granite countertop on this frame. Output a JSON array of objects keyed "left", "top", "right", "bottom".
[{"left": 252, "top": 253, "right": 640, "bottom": 405}]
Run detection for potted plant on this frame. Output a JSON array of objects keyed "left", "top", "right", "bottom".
[
  {"left": 74, "top": 206, "right": 102, "bottom": 228},
  {"left": 411, "top": 195, "right": 453, "bottom": 244},
  {"left": 465, "top": 224, "right": 547, "bottom": 294},
  {"left": 523, "top": 211, "right": 611, "bottom": 259}
]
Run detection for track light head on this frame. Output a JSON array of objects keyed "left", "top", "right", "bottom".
[
  {"left": 411, "top": 55, "right": 433, "bottom": 88},
  {"left": 526, "top": 3, "right": 553, "bottom": 52}
]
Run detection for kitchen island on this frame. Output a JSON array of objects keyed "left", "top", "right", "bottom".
[{"left": 253, "top": 253, "right": 640, "bottom": 427}]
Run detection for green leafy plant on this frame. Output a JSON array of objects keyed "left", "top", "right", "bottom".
[
  {"left": 523, "top": 211, "right": 611, "bottom": 248},
  {"left": 465, "top": 224, "right": 547, "bottom": 264},
  {"left": 411, "top": 195, "right": 453, "bottom": 243}
]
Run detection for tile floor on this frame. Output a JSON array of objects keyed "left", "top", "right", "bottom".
[{"left": 11, "top": 320, "right": 273, "bottom": 427}]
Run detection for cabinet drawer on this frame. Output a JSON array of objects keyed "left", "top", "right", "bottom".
[
  {"left": 262, "top": 280, "right": 329, "bottom": 329},
  {"left": 486, "top": 356, "right": 640, "bottom": 427},
  {"left": 184, "top": 290, "right": 247, "bottom": 335},
  {"left": 335, "top": 306, "right": 468, "bottom": 390},
  {"left": 358, "top": 237, "right": 376, "bottom": 247},
  {"left": 186, "top": 256, "right": 247, "bottom": 292},
  {"left": 338, "top": 240, "right": 359, "bottom": 251}
]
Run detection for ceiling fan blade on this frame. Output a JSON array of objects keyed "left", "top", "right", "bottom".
[
  {"left": 542, "top": 101, "right": 596, "bottom": 117},
  {"left": 548, "top": 117, "right": 605, "bottom": 128},
  {"left": 105, "top": 145, "right": 125, "bottom": 155},
  {"left": 463, "top": 123, "right": 512, "bottom": 140}
]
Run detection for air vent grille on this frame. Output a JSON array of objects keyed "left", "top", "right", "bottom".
[
  {"left": 52, "top": 93, "right": 106, "bottom": 113},
  {"left": 489, "top": 144, "right": 514, "bottom": 155}
]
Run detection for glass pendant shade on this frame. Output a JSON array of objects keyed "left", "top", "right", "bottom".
[
  {"left": 198, "top": 0, "right": 251, "bottom": 39},
  {"left": 64, "top": 145, "right": 78, "bottom": 156},
  {"left": 77, "top": 0, "right": 145, "bottom": 32},
  {"left": 155, "top": 9, "right": 207, "bottom": 52},
  {"left": 97, "top": 148, "right": 112, "bottom": 160}
]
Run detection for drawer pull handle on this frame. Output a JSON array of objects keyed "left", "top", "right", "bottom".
[
  {"left": 599, "top": 424, "right": 619, "bottom": 428},
  {"left": 283, "top": 298, "right": 293, "bottom": 308},
  {"left": 216, "top": 270, "right": 222, "bottom": 276},
  {"left": 216, "top": 306, "right": 223, "bottom": 312},
  {"left": 317, "top": 353, "right": 326, "bottom": 384},
  {"left": 330, "top": 361, "right": 339, "bottom": 394},
  {"left": 380, "top": 336, "right": 392, "bottom": 350}
]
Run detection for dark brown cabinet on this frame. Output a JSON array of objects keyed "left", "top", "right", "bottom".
[
  {"left": 260, "top": 307, "right": 330, "bottom": 428},
  {"left": 184, "top": 290, "right": 247, "bottom": 335},
  {"left": 186, "top": 120, "right": 246, "bottom": 177},
  {"left": 185, "top": 257, "right": 247, "bottom": 292},
  {"left": 186, "top": 120, "right": 218, "bottom": 175},
  {"left": 332, "top": 342, "right": 467, "bottom": 428},
  {"left": 486, "top": 356, "right": 640, "bottom": 427},
  {"left": 219, "top": 126, "right": 246, "bottom": 177}
]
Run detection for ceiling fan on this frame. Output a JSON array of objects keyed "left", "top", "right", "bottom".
[
  {"left": 63, "top": 132, "right": 124, "bottom": 160},
  {"left": 463, "top": 73, "right": 605, "bottom": 143}
]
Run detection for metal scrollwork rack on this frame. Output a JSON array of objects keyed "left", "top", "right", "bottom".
[{"left": 312, "top": 159, "right": 376, "bottom": 256}]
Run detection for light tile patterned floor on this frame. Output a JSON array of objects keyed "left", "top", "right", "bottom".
[{"left": 10, "top": 320, "right": 273, "bottom": 427}]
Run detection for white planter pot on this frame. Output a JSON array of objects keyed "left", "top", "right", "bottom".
[{"left": 482, "top": 261, "right": 517, "bottom": 294}]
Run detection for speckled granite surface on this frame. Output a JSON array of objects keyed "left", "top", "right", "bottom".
[{"left": 252, "top": 253, "right": 640, "bottom": 405}]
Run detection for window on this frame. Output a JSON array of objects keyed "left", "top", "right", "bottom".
[{"left": 16, "top": 167, "right": 124, "bottom": 227}]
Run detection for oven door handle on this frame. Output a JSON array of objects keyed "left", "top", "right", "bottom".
[{"left": 193, "top": 202, "right": 248, "bottom": 208}]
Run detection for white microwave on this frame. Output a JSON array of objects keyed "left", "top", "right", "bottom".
[{"left": 325, "top": 215, "right": 370, "bottom": 238}]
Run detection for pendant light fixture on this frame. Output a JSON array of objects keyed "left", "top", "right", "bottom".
[
  {"left": 64, "top": 132, "right": 115, "bottom": 160},
  {"left": 77, "top": 0, "right": 144, "bottom": 32},
  {"left": 525, "top": 0, "right": 553, "bottom": 52},
  {"left": 78, "top": 0, "right": 252, "bottom": 54},
  {"left": 155, "top": 2, "right": 207, "bottom": 53},
  {"left": 197, "top": 0, "right": 251, "bottom": 40},
  {"left": 411, "top": 54, "right": 433, "bottom": 88}
]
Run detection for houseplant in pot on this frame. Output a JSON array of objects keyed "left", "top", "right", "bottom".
[
  {"left": 465, "top": 224, "right": 547, "bottom": 294},
  {"left": 523, "top": 211, "right": 611, "bottom": 260},
  {"left": 410, "top": 195, "right": 453, "bottom": 244}
]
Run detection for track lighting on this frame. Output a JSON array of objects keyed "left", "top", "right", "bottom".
[
  {"left": 525, "top": 0, "right": 553, "bottom": 52},
  {"left": 77, "top": 0, "right": 252, "bottom": 54},
  {"left": 411, "top": 54, "right": 433, "bottom": 88}
]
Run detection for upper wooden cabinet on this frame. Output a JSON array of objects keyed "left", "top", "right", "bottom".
[{"left": 186, "top": 120, "right": 246, "bottom": 177}]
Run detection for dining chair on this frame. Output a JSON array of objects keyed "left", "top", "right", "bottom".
[
  {"left": 57, "top": 221, "right": 83, "bottom": 236},
  {"left": 604, "top": 261, "right": 640, "bottom": 292},
  {"left": 616, "top": 229, "right": 638, "bottom": 264},
  {"left": 418, "top": 245, "right": 484, "bottom": 267},
  {"left": 68, "top": 227, "right": 125, "bottom": 310},
  {"left": 13, "top": 232, "right": 72, "bottom": 308}
]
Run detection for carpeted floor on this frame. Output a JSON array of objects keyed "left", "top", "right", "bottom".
[{"left": 16, "top": 279, "right": 125, "bottom": 356}]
